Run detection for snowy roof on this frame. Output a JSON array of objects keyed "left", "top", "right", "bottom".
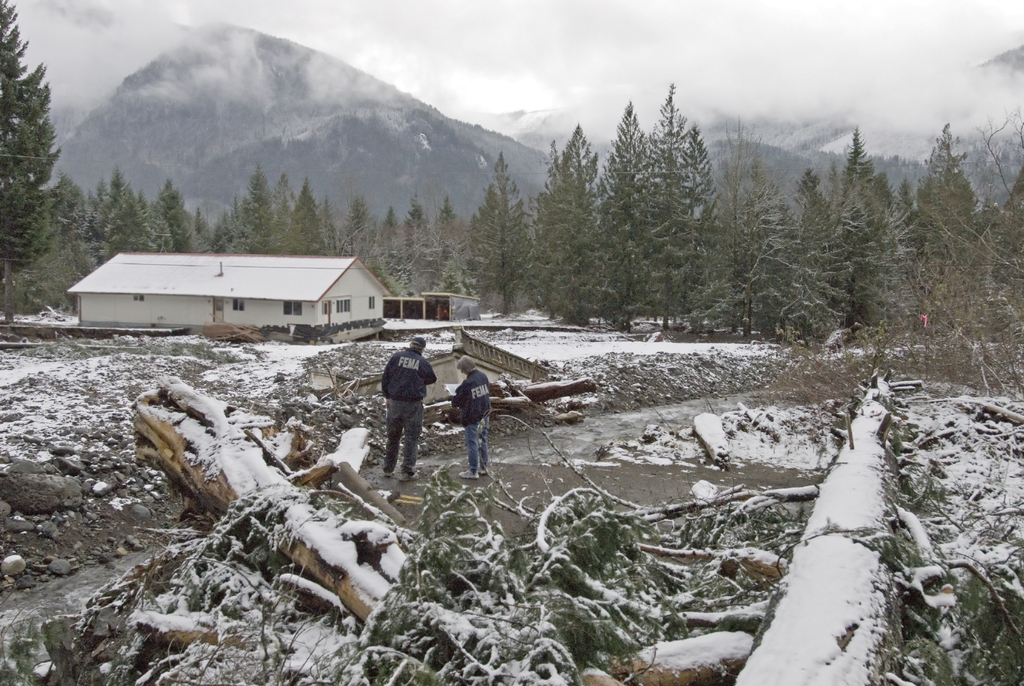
[{"left": 68, "top": 253, "right": 385, "bottom": 301}]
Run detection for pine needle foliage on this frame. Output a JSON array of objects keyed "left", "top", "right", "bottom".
[
  {"left": 336, "top": 478, "right": 711, "bottom": 685},
  {"left": 887, "top": 403, "right": 1024, "bottom": 686},
  {"left": 44, "top": 470, "right": 813, "bottom": 686},
  {"left": 0, "top": 621, "right": 43, "bottom": 686}
]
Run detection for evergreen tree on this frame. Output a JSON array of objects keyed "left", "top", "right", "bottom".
[
  {"left": 0, "top": 0, "right": 58, "bottom": 321},
  {"left": 286, "top": 178, "right": 320, "bottom": 255},
  {"left": 681, "top": 125, "right": 716, "bottom": 222},
  {"left": 471, "top": 152, "right": 529, "bottom": 314},
  {"left": 647, "top": 85, "right": 715, "bottom": 328},
  {"left": 315, "top": 196, "right": 343, "bottom": 256},
  {"left": 343, "top": 195, "right": 373, "bottom": 256},
  {"left": 240, "top": 165, "right": 275, "bottom": 253},
  {"left": 533, "top": 125, "right": 600, "bottom": 325},
  {"left": 152, "top": 180, "right": 192, "bottom": 253},
  {"left": 192, "top": 208, "right": 211, "bottom": 252},
  {"left": 437, "top": 195, "right": 457, "bottom": 226},
  {"left": 598, "top": 102, "right": 652, "bottom": 330},
  {"left": 270, "top": 173, "right": 293, "bottom": 253},
  {"left": 829, "top": 129, "right": 906, "bottom": 328},
  {"left": 15, "top": 174, "right": 93, "bottom": 312},
  {"left": 431, "top": 196, "right": 472, "bottom": 294},
  {"left": 911, "top": 124, "right": 994, "bottom": 335},
  {"left": 711, "top": 130, "right": 790, "bottom": 337},
  {"left": 102, "top": 171, "right": 153, "bottom": 258},
  {"left": 913, "top": 124, "right": 977, "bottom": 261},
  {"left": 382, "top": 206, "right": 398, "bottom": 233},
  {"left": 209, "top": 200, "right": 244, "bottom": 254},
  {"left": 780, "top": 168, "right": 841, "bottom": 338},
  {"left": 94, "top": 168, "right": 126, "bottom": 252}
]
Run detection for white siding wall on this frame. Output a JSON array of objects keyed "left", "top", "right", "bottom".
[
  {"left": 229, "top": 298, "right": 316, "bottom": 327},
  {"left": 79, "top": 293, "right": 211, "bottom": 327},
  {"left": 78, "top": 293, "right": 320, "bottom": 328},
  {"left": 76, "top": 262, "right": 385, "bottom": 329},
  {"left": 319, "top": 264, "right": 387, "bottom": 324}
]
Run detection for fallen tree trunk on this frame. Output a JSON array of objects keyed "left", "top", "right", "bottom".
[
  {"left": 734, "top": 377, "right": 902, "bottom": 685},
  {"left": 978, "top": 402, "right": 1024, "bottom": 426},
  {"left": 134, "top": 377, "right": 404, "bottom": 621},
  {"left": 640, "top": 485, "right": 820, "bottom": 522},
  {"left": 640, "top": 544, "right": 788, "bottom": 582},
  {"left": 521, "top": 377, "right": 597, "bottom": 403},
  {"left": 693, "top": 413, "right": 730, "bottom": 469},
  {"left": 614, "top": 633, "right": 754, "bottom": 686}
]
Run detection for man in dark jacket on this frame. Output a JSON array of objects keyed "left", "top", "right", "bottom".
[
  {"left": 381, "top": 336, "right": 436, "bottom": 481},
  {"left": 451, "top": 356, "right": 490, "bottom": 479}
]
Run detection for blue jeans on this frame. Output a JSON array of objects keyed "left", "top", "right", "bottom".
[
  {"left": 464, "top": 416, "right": 489, "bottom": 473},
  {"left": 384, "top": 399, "right": 424, "bottom": 474}
]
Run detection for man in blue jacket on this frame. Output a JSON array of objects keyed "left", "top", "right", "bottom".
[
  {"left": 451, "top": 356, "right": 491, "bottom": 479},
  {"left": 381, "top": 336, "right": 437, "bottom": 481}
]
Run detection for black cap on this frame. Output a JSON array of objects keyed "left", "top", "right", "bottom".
[{"left": 410, "top": 336, "right": 426, "bottom": 351}]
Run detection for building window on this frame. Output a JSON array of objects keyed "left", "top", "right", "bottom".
[
  {"left": 232, "top": 299, "right": 245, "bottom": 311},
  {"left": 283, "top": 301, "right": 303, "bottom": 316},
  {"left": 336, "top": 298, "right": 351, "bottom": 313},
  {"left": 133, "top": 294, "right": 145, "bottom": 301},
  {"left": 322, "top": 301, "right": 330, "bottom": 315},
  {"left": 369, "top": 296, "right": 376, "bottom": 310}
]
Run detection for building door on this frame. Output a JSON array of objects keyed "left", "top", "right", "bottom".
[{"left": 213, "top": 298, "right": 224, "bottom": 322}]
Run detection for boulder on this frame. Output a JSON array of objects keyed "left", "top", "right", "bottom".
[
  {"left": 1, "top": 554, "right": 26, "bottom": 576},
  {"left": 5, "top": 518, "right": 36, "bottom": 533},
  {"left": 7, "top": 459, "right": 45, "bottom": 474},
  {"left": 54, "top": 456, "right": 85, "bottom": 476},
  {"left": 130, "top": 504, "right": 152, "bottom": 521},
  {"left": 0, "top": 473, "right": 83, "bottom": 515},
  {"left": 47, "top": 559, "right": 72, "bottom": 576},
  {"left": 49, "top": 444, "right": 77, "bottom": 457}
]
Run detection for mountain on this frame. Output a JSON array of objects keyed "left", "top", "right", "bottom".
[
  {"left": 983, "top": 45, "right": 1024, "bottom": 74},
  {"left": 54, "top": 24, "right": 547, "bottom": 218}
]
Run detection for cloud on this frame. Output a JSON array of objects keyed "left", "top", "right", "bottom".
[
  {"left": 15, "top": 0, "right": 1024, "bottom": 149},
  {"left": 37, "top": 0, "right": 115, "bottom": 29}
]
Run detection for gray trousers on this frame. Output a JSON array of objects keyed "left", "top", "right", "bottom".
[{"left": 384, "top": 399, "right": 424, "bottom": 474}]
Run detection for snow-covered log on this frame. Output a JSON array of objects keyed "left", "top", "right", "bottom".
[
  {"left": 134, "top": 381, "right": 281, "bottom": 513},
  {"left": 521, "top": 377, "right": 597, "bottom": 403},
  {"left": 289, "top": 426, "right": 370, "bottom": 489},
  {"left": 640, "top": 544, "right": 788, "bottom": 582},
  {"left": 132, "top": 610, "right": 241, "bottom": 649},
  {"left": 735, "top": 381, "right": 901, "bottom": 686},
  {"left": 693, "top": 413, "right": 730, "bottom": 468},
  {"left": 133, "top": 377, "right": 404, "bottom": 621},
  {"left": 976, "top": 401, "right": 1024, "bottom": 425},
  {"left": 615, "top": 633, "right": 754, "bottom": 685}
]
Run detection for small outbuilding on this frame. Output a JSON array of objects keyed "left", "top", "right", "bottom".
[
  {"left": 382, "top": 292, "right": 480, "bottom": 321},
  {"left": 68, "top": 253, "right": 390, "bottom": 342}
]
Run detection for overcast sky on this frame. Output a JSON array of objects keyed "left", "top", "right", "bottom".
[{"left": 16, "top": 0, "right": 1024, "bottom": 144}]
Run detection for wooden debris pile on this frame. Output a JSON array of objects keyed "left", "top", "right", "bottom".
[
  {"left": 201, "top": 322, "right": 268, "bottom": 343},
  {"left": 132, "top": 377, "right": 404, "bottom": 620}
]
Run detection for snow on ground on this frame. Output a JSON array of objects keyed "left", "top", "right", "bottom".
[
  {"left": 480, "top": 327, "right": 768, "bottom": 361},
  {"left": 0, "top": 336, "right": 337, "bottom": 462},
  {"left": 596, "top": 404, "right": 831, "bottom": 472},
  {"left": 5, "top": 314, "right": 1022, "bottom": 684}
]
